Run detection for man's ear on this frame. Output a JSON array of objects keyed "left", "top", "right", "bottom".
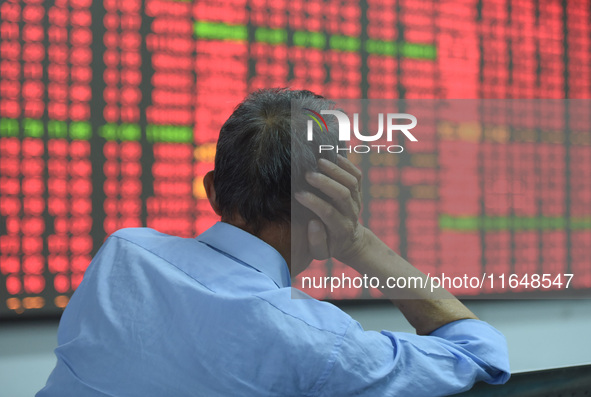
[{"left": 203, "top": 171, "right": 222, "bottom": 216}]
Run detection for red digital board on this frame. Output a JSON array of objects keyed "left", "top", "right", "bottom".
[{"left": 1, "top": 0, "right": 590, "bottom": 316}]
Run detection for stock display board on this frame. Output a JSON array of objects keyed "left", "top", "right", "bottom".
[
  {"left": 297, "top": 99, "right": 591, "bottom": 300},
  {"left": 0, "top": 0, "right": 590, "bottom": 316}
]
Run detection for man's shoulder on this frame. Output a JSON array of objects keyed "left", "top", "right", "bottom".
[
  {"left": 110, "top": 227, "right": 181, "bottom": 244},
  {"left": 107, "top": 227, "right": 202, "bottom": 254},
  {"left": 255, "top": 288, "right": 353, "bottom": 337},
  {"left": 96, "top": 228, "right": 214, "bottom": 277},
  {"left": 101, "top": 227, "right": 354, "bottom": 335}
]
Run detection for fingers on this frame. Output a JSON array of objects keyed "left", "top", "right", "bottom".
[
  {"left": 295, "top": 157, "right": 364, "bottom": 262},
  {"left": 335, "top": 155, "right": 363, "bottom": 209},
  {"left": 307, "top": 157, "right": 362, "bottom": 219},
  {"left": 318, "top": 157, "right": 360, "bottom": 196},
  {"left": 305, "top": 171, "right": 358, "bottom": 220},
  {"left": 336, "top": 155, "right": 362, "bottom": 185},
  {"left": 294, "top": 191, "right": 349, "bottom": 234},
  {"left": 308, "top": 220, "right": 329, "bottom": 260}
]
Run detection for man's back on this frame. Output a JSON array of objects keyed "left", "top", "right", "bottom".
[{"left": 38, "top": 222, "right": 509, "bottom": 397}]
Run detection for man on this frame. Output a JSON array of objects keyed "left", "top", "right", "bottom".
[{"left": 38, "top": 88, "right": 510, "bottom": 396}]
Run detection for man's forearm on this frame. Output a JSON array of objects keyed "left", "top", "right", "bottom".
[
  {"left": 297, "top": 156, "right": 478, "bottom": 335},
  {"left": 346, "top": 228, "right": 478, "bottom": 335}
]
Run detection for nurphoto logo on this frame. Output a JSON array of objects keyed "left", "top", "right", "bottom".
[{"left": 305, "top": 109, "right": 418, "bottom": 153}]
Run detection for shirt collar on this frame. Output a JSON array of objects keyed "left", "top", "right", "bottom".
[{"left": 196, "top": 222, "right": 291, "bottom": 288}]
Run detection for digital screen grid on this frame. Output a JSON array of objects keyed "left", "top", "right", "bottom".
[{"left": 1, "top": 0, "right": 590, "bottom": 316}]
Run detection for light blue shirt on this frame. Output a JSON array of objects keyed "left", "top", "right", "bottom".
[{"left": 38, "top": 222, "right": 510, "bottom": 396}]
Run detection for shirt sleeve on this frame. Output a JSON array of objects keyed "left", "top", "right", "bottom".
[{"left": 315, "top": 318, "right": 510, "bottom": 397}]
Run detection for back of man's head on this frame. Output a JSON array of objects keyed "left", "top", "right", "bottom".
[{"left": 213, "top": 88, "right": 339, "bottom": 233}]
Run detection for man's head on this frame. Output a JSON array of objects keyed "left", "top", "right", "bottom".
[
  {"left": 205, "top": 88, "right": 339, "bottom": 229},
  {"left": 203, "top": 88, "right": 341, "bottom": 269}
]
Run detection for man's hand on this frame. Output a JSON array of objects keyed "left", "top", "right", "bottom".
[
  {"left": 295, "top": 154, "right": 479, "bottom": 335},
  {"left": 294, "top": 155, "right": 368, "bottom": 266}
]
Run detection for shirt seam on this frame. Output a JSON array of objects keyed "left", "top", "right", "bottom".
[
  {"left": 54, "top": 351, "right": 119, "bottom": 397},
  {"left": 109, "top": 234, "right": 216, "bottom": 293},
  {"left": 253, "top": 294, "right": 352, "bottom": 396},
  {"left": 309, "top": 316, "right": 353, "bottom": 396},
  {"left": 252, "top": 294, "right": 344, "bottom": 336}
]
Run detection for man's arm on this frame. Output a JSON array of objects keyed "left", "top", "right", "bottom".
[
  {"left": 295, "top": 155, "right": 478, "bottom": 335},
  {"left": 295, "top": 155, "right": 510, "bottom": 395},
  {"left": 343, "top": 228, "right": 478, "bottom": 335}
]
